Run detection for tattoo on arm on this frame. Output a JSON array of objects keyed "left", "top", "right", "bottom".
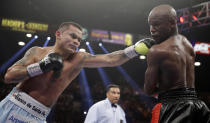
[{"left": 14, "top": 47, "right": 37, "bottom": 66}]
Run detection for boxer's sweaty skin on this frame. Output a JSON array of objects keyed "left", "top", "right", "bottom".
[
  {"left": 145, "top": 35, "right": 195, "bottom": 95},
  {"left": 4, "top": 25, "right": 129, "bottom": 107},
  {"left": 144, "top": 5, "right": 195, "bottom": 95},
  {"left": 16, "top": 47, "right": 84, "bottom": 107},
  {"left": 145, "top": 5, "right": 210, "bottom": 123}
]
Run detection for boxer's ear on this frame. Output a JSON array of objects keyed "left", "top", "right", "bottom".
[{"left": 55, "top": 31, "right": 61, "bottom": 39}]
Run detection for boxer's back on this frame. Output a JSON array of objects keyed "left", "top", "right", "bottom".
[{"left": 152, "top": 35, "right": 195, "bottom": 92}]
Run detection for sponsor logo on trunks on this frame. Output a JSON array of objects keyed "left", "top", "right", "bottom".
[
  {"left": 13, "top": 93, "right": 26, "bottom": 105},
  {"left": 12, "top": 93, "right": 46, "bottom": 117},
  {"left": 32, "top": 105, "right": 46, "bottom": 116},
  {"left": 9, "top": 115, "right": 30, "bottom": 123}
]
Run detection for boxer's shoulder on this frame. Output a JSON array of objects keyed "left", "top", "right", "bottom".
[
  {"left": 147, "top": 45, "right": 175, "bottom": 63},
  {"left": 24, "top": 46, "right": 54, "bottom": 63},
  {"left": 29, "top": 46, "right": 54, "bottom": 55},
  {"left": 148, "top": 45, "right": 168, "bottom": 56},
  {"left": 26, "top": 46, "right": 44, "bottom": 55}
]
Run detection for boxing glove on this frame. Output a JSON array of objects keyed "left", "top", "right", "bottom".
[
  {"left": 124, "top": 38, "right": 155, "bottom": 58},
  {"left": 27, "top": 53, "right": 63, "bottom": 77}
]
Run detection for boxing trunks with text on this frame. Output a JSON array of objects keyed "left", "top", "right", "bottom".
[{"left": 0, "top": 88, "right": 51, "bottom": 123}]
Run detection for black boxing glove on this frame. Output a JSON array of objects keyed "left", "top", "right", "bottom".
[{"left": 27, "top": 53, "right": 63, "bottom": 77}]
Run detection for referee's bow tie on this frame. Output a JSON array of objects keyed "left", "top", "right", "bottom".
[{"left": 112, "top": 103, "right": 117, "bottom": 108}]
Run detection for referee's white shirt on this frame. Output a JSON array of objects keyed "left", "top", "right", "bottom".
[{"left": 84, "top": 98, "right": 126, "bottom": 123}]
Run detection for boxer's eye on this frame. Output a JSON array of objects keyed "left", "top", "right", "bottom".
[{"left": 69, "top": 33, "right": 82, "bottom": 42}]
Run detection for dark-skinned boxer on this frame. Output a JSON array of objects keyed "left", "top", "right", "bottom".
[{"left": 144, "top": 4, "right": 210, "bottom": 123}]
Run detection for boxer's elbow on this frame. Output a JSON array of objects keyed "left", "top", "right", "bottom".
[
  {"left": 4, "top": 73, "right": 24, "bottom": 84},
  {"left": 4, "top": 71, "right": 21, "bottom": 83},
  {"left": 4, "top": 66, "right": 28, "bottom": 83},
  {"left": 4, "top": 67, "right": 16, "bottom": 83},
  {"left": 4, "top": 73, "right": 13, "bottom": 83}
]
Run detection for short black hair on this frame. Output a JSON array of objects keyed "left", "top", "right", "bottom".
[
  {"left": 58, "top": 22, "right": 83, "bottom": 32},
  {"left": 106, "top": 84, "right": 120, "bottom": 93}
]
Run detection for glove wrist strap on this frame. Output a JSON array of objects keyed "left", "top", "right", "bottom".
[
  {"left": 124, "top": 45, "right": 138, "bottom": 59},
  {"left": 26, "top": 63, "right": 43, "bottom": 77}
]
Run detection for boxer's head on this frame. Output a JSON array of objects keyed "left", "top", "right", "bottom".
[
  {"left": 148, "top": 5, "right": 178, "bottom": 44},
  {"left": 106, "top": 84, "right": 120, "bottom": 104},
  {"left": 55, "top": 22, "right": 83, "bottom": 53}
]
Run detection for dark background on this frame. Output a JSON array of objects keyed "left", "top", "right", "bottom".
[{"left": 0, "top": 0, "right": 209, "bottom": 122}]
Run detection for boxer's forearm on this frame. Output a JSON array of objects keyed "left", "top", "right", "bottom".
[
  {"left": 83, "top": 50, "right": 130, "bottom": 68},
  {"left": 4, "top": 66, "right": 29, "bottom": 83},
  {"left": 4, "top": 47, "right": 38, "bottom": 83},
  {"left": 103, "top": 50, "right": 130, "bottom": 67}
]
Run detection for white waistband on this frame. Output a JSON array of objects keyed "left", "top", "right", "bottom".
[{"left": 9, "top": 88, "right": 51, "bottom": 120}]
